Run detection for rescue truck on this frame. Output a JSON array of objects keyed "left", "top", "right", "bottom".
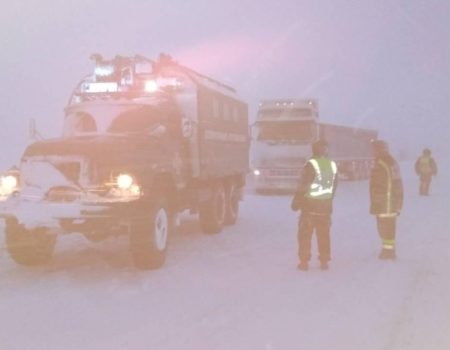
[
  {"left": 251, "top": 99, "right": 377, "bottom": 192},
  {"left": 0, "top": 54, "right": 249, "bottom": 269}
]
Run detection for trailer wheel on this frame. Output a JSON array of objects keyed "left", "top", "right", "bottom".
[
  {"left": 348, "top": 162, "right": 357, "bottom": 181},
  {"left": 199, "top": 184, "right": 225, "bottom": 234},
  {"left": 5, "top": 219, "right": 56, "bottom": 266},
  {"left": 224, "top": 183, "right": 240, "bottom": 226},
  {"left": 130, "top": 196, "right": 171, "bottom": 270},
  {"left": 362, "top": 162, "right": 370, "bottom": 179}
]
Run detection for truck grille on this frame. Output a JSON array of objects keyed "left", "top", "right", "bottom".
[{"left": 46, "top": 186, "right": 81, "bottom": 202}]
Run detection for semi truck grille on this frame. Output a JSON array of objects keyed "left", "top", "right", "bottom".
[{"left": 268, "top": 168, "right": 300, "bottom": 177}]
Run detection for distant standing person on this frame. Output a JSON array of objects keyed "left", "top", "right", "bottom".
[
  {"left": 415, "top": 148, "right": 437, "bottom": 196},
  {"left": 369, "top": 140, "right": 404, "bottom": 260},
  {"left": 291, "top": 140, "right": 338, "bottom": 271}
]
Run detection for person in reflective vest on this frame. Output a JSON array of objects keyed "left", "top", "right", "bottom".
[
  {"left": 370, "top": 140, "right": 404, "bottom": 260},
  {"left": 415, "top": 148, "right": 437, "bottom": 196},
  {"left": 291, "top": 140, "right": 338, "bottom": 271}
]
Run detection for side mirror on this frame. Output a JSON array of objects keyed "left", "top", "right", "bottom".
[
  {"left": 181, "top": 117, "right": 193, "bottom": 138},
  {"left": 28, "top": 119, "right": 43, "bottom": 142},
  {"left": 249, "top": 122, "right": 258, "bottom": 141}
]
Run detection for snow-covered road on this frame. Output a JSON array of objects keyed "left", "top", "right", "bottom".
[{"left": 1, "top": 161, "right": 449, "bottom": 350}]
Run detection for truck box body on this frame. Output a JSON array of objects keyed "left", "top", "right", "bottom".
[{"left": 196, "top": 86, "right": 249, "bottom": 179}]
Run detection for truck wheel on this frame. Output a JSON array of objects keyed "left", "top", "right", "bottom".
[
  {"left": 199, "top": 184, "right": 225, "bottom": 234},
  {"left": 224, "top": 183, "right": 240, "bottom": 226},
  {"left": 130, "top": 197, "right": 170, "bottom": 270},
  {"left": 5, "top": 219, "right": 56, "bottom": 266}
]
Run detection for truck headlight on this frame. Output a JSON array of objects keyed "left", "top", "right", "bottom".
[
  {"left": 109, "top": 173, "right": 141, "bottom": 198},
  {"left": 253, "top": 169, "right": 261, "bottom": 176},
  {"left": 117, "top": 174, "right": 134, "bottom": 190},
  {"left": 0, "top": 175, "right": 19, "bottom": 196}
]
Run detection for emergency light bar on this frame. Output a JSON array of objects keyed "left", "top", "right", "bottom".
[
  {"left": 94, "top": 64, "right": 115, "bottom": 77},
  {"left": 144, "top": 77, "right": 183, "bottom": 93}
]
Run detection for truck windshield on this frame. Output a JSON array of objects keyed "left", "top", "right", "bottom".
[
  {"left": 255, "top": 121, "right": 315, "bottom": 144},
  {"left": 259, "top": 108, "right": 313, "bottom": 119}
]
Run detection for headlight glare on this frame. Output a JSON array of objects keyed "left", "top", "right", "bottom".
[
  {"left": 0, "top": 175, "right": 19, "bottom": 197},
  {"left": 117, "top": 174, "right": 134, "bottom": 190}
]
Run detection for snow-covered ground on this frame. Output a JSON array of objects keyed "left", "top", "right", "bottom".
[{"left": 0, "top": 160, "right": 449, "bottom": 350}]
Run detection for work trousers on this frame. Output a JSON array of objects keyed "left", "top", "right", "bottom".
[
  {"left": 298, "top": 212, "right": 331, "bottom": 263},
  {"left": 376, "top": 216, "right": 396, "bottom": 250},
  {"left": 419, "top": 175, "right": 432, "bottom": 195}
]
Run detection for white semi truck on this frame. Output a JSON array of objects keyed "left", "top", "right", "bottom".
[{"left": 251, "top": 99, "right": 377, "bottom": 193}]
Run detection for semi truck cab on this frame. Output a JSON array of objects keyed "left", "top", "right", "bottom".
[{"left": 251, "top": 99, "right": 319, "bottom": 193}]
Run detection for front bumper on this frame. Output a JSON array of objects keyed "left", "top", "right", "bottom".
[
  {"left": 253, "top": 175, "right": 298, "bottom": 192},
  {"left": 0, "top": 195, "right": 145, "bottom": 229}
]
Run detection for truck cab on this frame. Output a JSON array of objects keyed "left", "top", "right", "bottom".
[
  {"left": 1, "top": 54, "right": 249, "bottom": 269},
  {"left": 251, "top": 99, "right": 319, "bottom": 193}
]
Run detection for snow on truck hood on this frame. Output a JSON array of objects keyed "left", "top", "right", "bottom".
[
  {"left": 24, "top": 134, "right": 143, "bottom": 158},
  {"left": 20, "top": 160, "right": 80, "bottom": 200}
]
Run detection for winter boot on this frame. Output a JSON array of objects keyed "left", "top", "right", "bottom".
[
  {"left": 320, "top": 261, "right": 329, "bottom": 270},
  {"left": 386, "top": 250, "right": 397, "bottom": 260},
  {"left": 379, "top": 249, "right": 396, "bottom": 260},
  {"left": 378, "top": 249, "right": 390, "bottom": 260},
  {"left": 297, "top": 261, "right": 309, "bottom": 271}
]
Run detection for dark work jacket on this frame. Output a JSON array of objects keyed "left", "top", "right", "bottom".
[
  {"left": 291, "top": 158, "right": 338, "bottom": 215},
  {"left": 369, "top": 153, "right": 403, "bottom": 216}
]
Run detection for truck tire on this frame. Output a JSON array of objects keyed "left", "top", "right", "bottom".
[
  {"left": 224, "top": 183, "right": 239, "bottom": 226},
  {"left": 130, "top": 197, "right": 170, "bottom": 270},
  {"left": 199, "top": 184, "right": 225, "bottom": 234},
  {"left": 5, "top": 219, "right": 56, "bottom": 266}
]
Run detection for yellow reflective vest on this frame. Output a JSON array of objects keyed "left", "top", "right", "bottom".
[{"left": 306, "top": 157, "right": 338, "bottom": 199}]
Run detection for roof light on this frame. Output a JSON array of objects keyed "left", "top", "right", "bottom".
[
  {"left": 144, "top": 80, "right": 159, "bottom": 93},
  {"left": 94, "top": 64, "right": 115, "bottom": 77}
]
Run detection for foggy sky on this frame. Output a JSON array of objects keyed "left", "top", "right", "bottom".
[{"left": 1, "top": 0, "right": 449, "bottom": 168}]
